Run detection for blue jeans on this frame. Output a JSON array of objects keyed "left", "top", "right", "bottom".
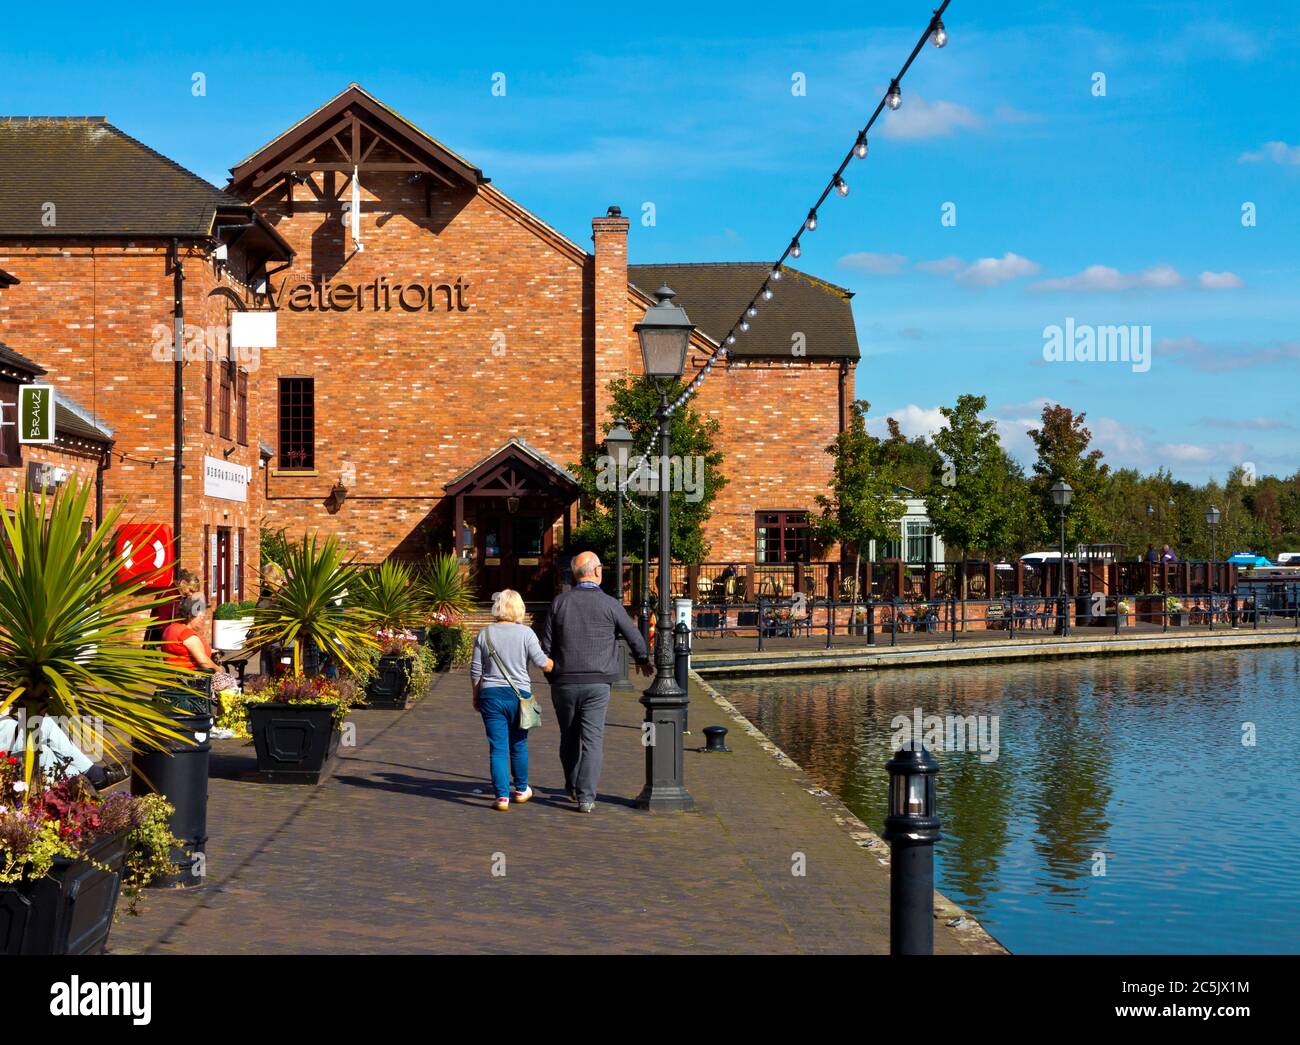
[{"left": 478, "top": 685, "right": 529, "bottom": 799}]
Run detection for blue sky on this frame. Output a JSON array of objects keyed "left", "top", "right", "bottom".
[{"left": 4, "top": 1, "right": 1297, "bottom": 482}]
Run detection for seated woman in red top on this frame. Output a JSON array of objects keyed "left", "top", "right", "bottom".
[{"left": 161, "top": 595, "right": 221, "bottom": 672}]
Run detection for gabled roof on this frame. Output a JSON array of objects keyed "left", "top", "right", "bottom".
[
  {"left": 55, "top": 391, "right": 113, "bottom": 445},
  {"left": 228, "top": 83, "right": 485, "bottom": 194},
  {"left": 0, "top": 340, "right": 45, "bottom": 378},
  {"left": 0, "top": 117, "right": 285, "bottom": 251},
  {"left": 444, "top": 438, "right": 580, "bottom": 496},
  {"left": 628, "top": 262, "right": 859, "bottom": 361}
]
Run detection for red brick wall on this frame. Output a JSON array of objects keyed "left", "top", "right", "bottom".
[
  {"left": 249, "top": 172, "right": 594, "bottom": 561},
  {"left": 0, "top": 241, "right": 264, "bottom": 625},
  {"left": 0, "top": 444, "right": 101, "bottom": 511}
]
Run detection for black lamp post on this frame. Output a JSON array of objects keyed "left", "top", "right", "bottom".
[
  {"left": 1051, "top": 479, "right": 1073, "bottom": 636},
  {"left": 606, "top": 419, "right": 635, "bottom": 691},
  {"left": 634, "top": 286, "right": 694, "bottom": 812},
  {"left": 883, "top": 741, "right": 941, "bottom": 955},
  {"left": 1206, "top": 504, "right": 1221, "bottom": 591}
]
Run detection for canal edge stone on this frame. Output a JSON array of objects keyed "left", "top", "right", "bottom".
[{"left": 690, "top": 670, "right": 1009, "bottom": 955}]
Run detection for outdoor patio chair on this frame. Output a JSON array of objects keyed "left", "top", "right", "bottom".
[{"left": 696, "top": 575, "right": 715, "bottom": 602}]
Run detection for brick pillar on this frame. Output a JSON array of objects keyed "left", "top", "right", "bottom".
[{"left": 591, "top": 207, "right": 630, "bottom": 442}]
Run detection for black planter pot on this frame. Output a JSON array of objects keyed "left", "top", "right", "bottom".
[
  {"left": 247, "top": 702, "right": 340, "bottom": 784},
  {"left": 131, "top": 712, "right": 212, "bottom": 888},
  {"left": 0, "top": 830, "right": 128, "bottom": 955},
  {"left": 364, "top": 653, "right": 412, "bottom": 709}
]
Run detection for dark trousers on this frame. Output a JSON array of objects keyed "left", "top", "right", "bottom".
[{"left": 550, "top": 683, "right": 610, "bottom": 804}]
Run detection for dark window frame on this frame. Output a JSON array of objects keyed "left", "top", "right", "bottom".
[
  {"left": 236, "top": 369, "right": 248, "bottom": 446},
  {"left": 755, "top": 510, "right": 810, "bottom": 565},
  {"left": 0, "top": 379, "right": 22, "bottom": 469},
  {"left": 277, "top": 376, "right": 315, "bottom": 471}
]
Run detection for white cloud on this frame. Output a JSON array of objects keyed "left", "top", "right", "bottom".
[
  {"left": 839, "top": 251, "right": 908, "bottom": 275},
  {"left": 1200, "top": 416, "right": 1292, "bottom": 431},
  {"left": 878, "top": 95, "right": 984, "bottom": 140},
  {"left": 1160, "top": 336, "right": 1300, "bottom": 372},
  {"left": 1199, "top": 271, "right": 1244, "bottom": 289},
  {"left": 1239, "top": 141, "right": 1300, "bottom": 166},
  {"left": 954, "top": 253, "right": 1041, "bottom": 288},
  {"left": 1031, "top": 263, "right": 1185, "bottom": 293},
  {"left": 916, "top": 256, "right": 964, "bottom": 276},
  {"left": 866, "top": 405, "right": 947, "bottom": 441}
]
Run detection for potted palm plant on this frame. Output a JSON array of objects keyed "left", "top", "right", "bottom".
[
  {"left": 0, "top": 479, "right": 188, "bottom": 953},
  {"left": 242, "top": 534, "right": 378, "bottom": 783},
  {"left": 419, "top": 553, "right": 475, "bottom": 671},
  {"left": 356, "top": 560, "right": 424, "bottom": 708}
]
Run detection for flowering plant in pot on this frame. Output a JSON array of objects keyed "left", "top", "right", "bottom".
[
  {"left": 356, "top": 561, "right": 425, "bottom": 707},
  {"left": 0, "top": 479, "right": 194, "bottom": 952},
  {"left": 419, "top": 554, "right": 475, "bottom": 671},
  {"left": 236, "top": 674, "right": 364, "bottom": 784}
]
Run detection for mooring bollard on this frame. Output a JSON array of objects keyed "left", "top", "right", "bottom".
[
  {"left": 674, "top": 620, "right": 691, "bottom": 733},
  {"left": 883, "top": 740, "right": 941, "bottom": 955},
  {"left": 702, "top": 726, "right": 730, "bottom": 752}
]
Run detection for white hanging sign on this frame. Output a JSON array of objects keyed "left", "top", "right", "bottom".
[{"left": 203, "top": 455, "right": 250, "bottom": 502}]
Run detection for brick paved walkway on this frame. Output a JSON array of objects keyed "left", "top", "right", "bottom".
[{"left": 109, "top": 670, "right": 1001, "bottom": 954}]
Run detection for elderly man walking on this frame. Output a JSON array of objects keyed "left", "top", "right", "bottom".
[{"left": 541, "top": 551, "right": 651, "bottom": 812}]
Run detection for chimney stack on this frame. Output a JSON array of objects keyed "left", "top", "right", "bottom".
[{"left": 591, "top": 206, "right": 630, "bottom": 441}]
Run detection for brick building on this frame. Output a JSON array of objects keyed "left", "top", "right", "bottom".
[
  {"left": 0, "top": 86, "right": 859, "bottom": 605},
  {"left": 0, "top": 117, "right": 293, "bottom": 609}
]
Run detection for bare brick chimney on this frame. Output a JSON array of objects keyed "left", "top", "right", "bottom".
[{"left": 591, "top": 205, "right": 630, "bottom": 438}]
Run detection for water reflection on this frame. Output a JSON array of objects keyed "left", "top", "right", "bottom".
[{"left": 714, "top": 648, "right": 1300, "bottom": 953}]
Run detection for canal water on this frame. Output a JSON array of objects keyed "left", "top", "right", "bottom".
[{"left": 711, "top": 647, "right": 1300, "bottom": 954}]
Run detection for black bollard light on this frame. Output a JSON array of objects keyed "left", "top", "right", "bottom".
[
  {"left": 702, "top": 726, "right": 730, "bottom": 752},
  {"left": 882, "top": 740, "right": 941, "bottom": 955}
]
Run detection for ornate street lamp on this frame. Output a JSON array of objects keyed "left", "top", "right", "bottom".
[
  {"left": 634, "top": 286, "right": 694, "bottom": 812},
  {"left": 605, "top": 418, "right": 635, "bottom": 691},
  {"left": 1051, "top": 479, "right": 1073, "bottom": 636}
]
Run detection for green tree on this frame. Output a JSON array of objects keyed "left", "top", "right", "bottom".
[
  {"left": 925, "top": 394, "right": 1033, "bottom": 560},
  {"left": 810, "top": 400, "right": 905, "bottom": 586},
  {"left": 883, "top": 417, "right": 944, "bottom": 494},
  {"left": 1028, "top": 404, "right": 1110, "bottom": 550},
  {"left": 567, "top": 375, "right": 727, "bottom": 567}
]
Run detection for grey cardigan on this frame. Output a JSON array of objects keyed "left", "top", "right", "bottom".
[{"left": 470, "top": 622, "right": 549, "bottom": 692}]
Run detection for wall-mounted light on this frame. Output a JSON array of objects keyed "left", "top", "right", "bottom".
[{"left": 506, "top": 496, "right": 520, "bottom": 514}]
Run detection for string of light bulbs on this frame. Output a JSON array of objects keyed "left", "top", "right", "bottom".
[{"left": 616, "top": 1, "right": 951, "bottom": 497}]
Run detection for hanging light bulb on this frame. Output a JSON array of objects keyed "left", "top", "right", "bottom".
[
  {"left": 886, "top": 79, "right": 902, "bottom": 110},
  {"left": 790, "top": 240, "right": 802, "bottom": 259},
  {"left": 930, "top": 18, "right": 948, "bottom": 48},
  {"left": 726, "top": 334, "right": 737, "bottom": 344},
  {"left": 835, "top": 176, "right": 850, "bottom": 198},
  {"left": 770, "top": 267, "right": 783, "bottom": 281},
  {"left": 746, "top": 305, "right": 758, "bottom": 319},
  {"left": 739, "top": 320, "right": 750, "bottom": 333},
  {"left": 762, "top": 286, "right": 774, "bottom": 301},
  {"left": 855, "top": 132, "right": 869, "bottom": 159},
  {"left": 805, "top": 210, "right": 818, "bottom": 232}
]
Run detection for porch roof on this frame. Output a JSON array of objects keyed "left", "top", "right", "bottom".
[{"left": 444, "top": 438, "right": 580, "bottom": 498}]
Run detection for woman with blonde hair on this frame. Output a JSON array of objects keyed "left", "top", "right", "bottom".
[{"left": 470, "top": 589, "right": 552, "bottom": 811}]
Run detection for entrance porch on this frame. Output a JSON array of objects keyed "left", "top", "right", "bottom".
[{"left": 444, "top": 438, "right": 580, "bottom": 602}]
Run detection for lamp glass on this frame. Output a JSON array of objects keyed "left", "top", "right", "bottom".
[
  {"left": 638, "top": 327, "right": 689, "bottom": 380},
  {"left": 1051, "top": 480, "right": 1074, "bottom": 508},
  {"left": 1206, "top": 506, "right": 1221, "bottom": 526}
]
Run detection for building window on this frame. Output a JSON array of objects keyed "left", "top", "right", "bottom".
[
  {"left": 905, "top": 519, "right": 935, "bottom": 564},
  {"left": 236, "top": 371, "right": 248, "bottom": 445},
  {"left": 755, "top": 510, "right": 809, "bottom": 564},
  {"left": 278, "top": 377, "right": 315, "bottom": 470},
  {"left": 204, "top": 356, "right": 213, "bottom": 434},
  {"left": 219, "top": 363, "right": 233, "bottom": 440},
  {"left": 0, "top": 380, "right": 21, "bottom": 468}
]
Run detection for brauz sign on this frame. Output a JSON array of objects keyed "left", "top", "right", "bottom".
[
  {"left": 203, "top": 455, "right": 250, "bottom": 502},
  {"left": 269, "top": 275, "right": 472, "bottom": 313},
  {"left": 17, "top": 384, "right": 55, "bottom": 444}
]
